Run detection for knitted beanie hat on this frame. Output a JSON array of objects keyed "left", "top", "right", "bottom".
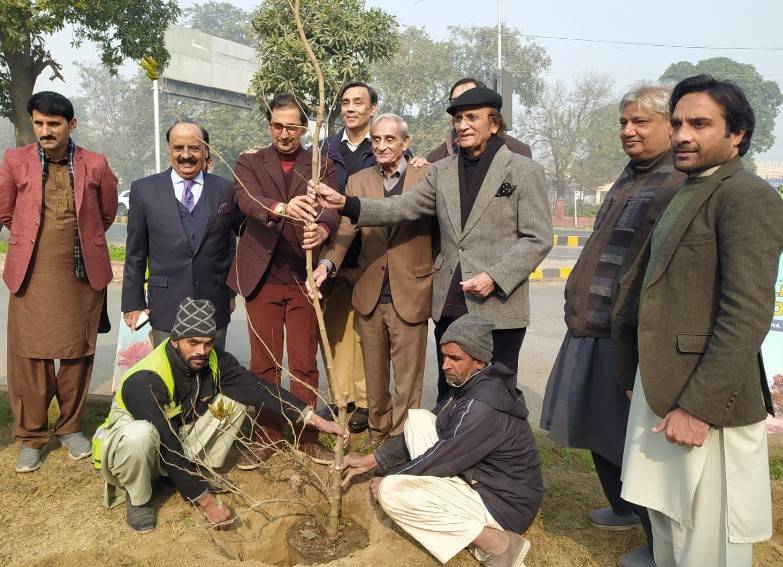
[
  {"left": 440, "top": 314, "right": 494, "bottom": 363},
  {"left": 170, "top": 297, "right": 217, "bottom": 340}
]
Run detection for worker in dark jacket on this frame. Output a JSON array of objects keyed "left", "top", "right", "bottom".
[
  {"left": 339, "top": 314, "right": 543, "bottom": 566},
  {"left": 92, "top": 298, "right": 346, "bottom": 534}
]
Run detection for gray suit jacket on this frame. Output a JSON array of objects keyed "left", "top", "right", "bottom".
[{"left": 356, "top": 145, "right": 552, "bottom": 329}]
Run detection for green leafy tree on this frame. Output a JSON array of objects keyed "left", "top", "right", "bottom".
[
  {"left": 249, "top": 0, "right": 398, "bottom": 133},
  {"left": 0, "top": 0, "right": 180, "bottom": 146},
  {"left": 449, "top": 24, "right": 550, "bottom": 109},
  {"left": 660, "top": 57, "right": 783, "bottom": 159},
  {"left": 371, "top": 25, "right": 549, "bottom": 155},
  {"left": 184, "top": 1, "right": 251, "bottom": 45}
]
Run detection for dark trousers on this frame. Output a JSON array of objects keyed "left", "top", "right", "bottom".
[
  {"left": 434, "top": 316, "right": 526, "bottom": 403},
  {"left": 592, "top": 451, "right": 653, "bottom": 552}
]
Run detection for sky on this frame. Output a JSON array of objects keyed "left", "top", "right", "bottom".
[{"left": 16, "top": 0, "right": 783, "bottom": 161}]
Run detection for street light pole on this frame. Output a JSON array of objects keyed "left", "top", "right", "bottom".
[
  {"left": 153, "top": 79, "right": 161, "bottom": 172},
  {"left": 497, "top": 0, "right": 502, "bottom": 70}
]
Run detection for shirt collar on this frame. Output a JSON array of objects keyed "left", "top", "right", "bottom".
[
  {"left": 170, "top": 168, "right": 204, "bottom": 186},
  {"left": 690, "top": 165, "right": 721, "bottom": 178},
  {"left": 379, "top": 156, "right": 408, "bottom": 179},
  {"left": 341, "top": 128, "right": 371, "bottom": 144}
]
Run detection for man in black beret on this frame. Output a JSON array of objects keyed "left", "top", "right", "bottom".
[{"left": 304, "top": 87, "right": 553, "bottom": 402}]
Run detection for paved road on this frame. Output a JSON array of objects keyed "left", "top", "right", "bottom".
[{"left": 0, "top": 280, "right": 567, "bottom": 424}]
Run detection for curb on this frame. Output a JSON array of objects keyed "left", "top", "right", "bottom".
[
  {"left": 553, "top": 235, "right": 588, "bottom": 247},
  {"left": 530, "top": 266, "right": 572, "bottom": 281}
]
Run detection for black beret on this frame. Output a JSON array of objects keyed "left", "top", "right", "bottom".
[{"left": 446, "top": 87, "right": 503, "bottom": 116}]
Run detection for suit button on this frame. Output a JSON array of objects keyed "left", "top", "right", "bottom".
[
  {"left": 459, "top": 247, "right": 464, "bottom": 252},
  {"left": 381, "top": 266, "right": 386, "bottom": 272}
]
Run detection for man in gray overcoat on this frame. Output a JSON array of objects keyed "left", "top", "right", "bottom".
[{"left": 304, "top": 87, "right": 552, "bottom": 402}]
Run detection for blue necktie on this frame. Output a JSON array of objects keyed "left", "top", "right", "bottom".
[{"left": 182, "top": 178, "right": 195, "bottom": 212}]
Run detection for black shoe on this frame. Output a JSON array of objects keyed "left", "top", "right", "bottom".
[
  {"left": 127, "top": 500, "right": 156, "bottom": 533},
  {"left": 316, "top": 402, "right": 357, "bottom": 422},
  {"left": 348, "top": 407, "right": 369, "bottom": 433}
]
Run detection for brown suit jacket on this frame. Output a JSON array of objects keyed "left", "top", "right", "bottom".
[
  {"left": 426, "top": 131, "right": 532, "bottom": 163},
  {"left": 0, "top": 143, "right": 117, "bottom": 292},
  {"left": 228, "top": 145, "right": 339, "bottom": 297},
  {"left": 323, "top": 163, "right": 434, "bottom": 324},
  {"left": 612, "top": 157, "right": 783, "bottom": 426}
]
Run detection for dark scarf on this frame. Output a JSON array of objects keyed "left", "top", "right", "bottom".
[{"left": 457, "top": 134, "right": 505, "bottom": 228}]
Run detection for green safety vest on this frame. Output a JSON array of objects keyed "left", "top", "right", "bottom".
[{"left": 91, "top": 338, "right": 220, "bottom": 469}]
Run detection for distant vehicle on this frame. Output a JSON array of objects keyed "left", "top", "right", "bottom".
[{"left": 117, "top": 190, "right": 130, "bottom": 216}]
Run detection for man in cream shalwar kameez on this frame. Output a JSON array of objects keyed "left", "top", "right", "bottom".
[{"left": 612, "top": 75, "right": 783, "bottom": 567}]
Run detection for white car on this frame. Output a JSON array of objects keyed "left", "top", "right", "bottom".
[{"left": 117, "top": 190, "right": 130, "bottom": 217}]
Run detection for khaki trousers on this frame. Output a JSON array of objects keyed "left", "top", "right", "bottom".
[
  {"left": 377, "top": 409, "right": 503, "bottom": 564},
  {"left": 100, "top": 395, "right": 245, "bottom": 506},
  {"left": 323, "top": 275, "right": 366, "bottom": 407},
  {"left": 358, "top": 303, "right": 427, "bottom": 444},
  {"left": 7, "top": 352, "right": 94, "bottom": 448}
]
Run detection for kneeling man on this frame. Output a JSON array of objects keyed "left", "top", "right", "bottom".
[
  {"left": 91, "top": 297, "right": 345, "bottom": 533},
  {"left": 340, "top": 314, "right": 543, "bottom": 566}
]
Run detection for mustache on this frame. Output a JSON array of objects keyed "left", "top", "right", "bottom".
[
  {"left": 39, "top": 135, "right": 56, "bottom": 141},
  {"left": 177, "top": 157, "right": 198, "bottom": 165},
  {"left": 188, "top": 355, "right": 207, "bottom": 363}
]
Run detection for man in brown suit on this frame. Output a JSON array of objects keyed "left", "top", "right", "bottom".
[
  {"left": 311, "top": 113, "right": 434, "bottom": 446},
  {"left": 426, "top": 78, "right": 531, "bottom": 163},
  {"left": 228, "top": 93, "right": 339, "bottom": 466},
  {"left": 614, "top": 75, "right": 783, "bottom": 566},
  {"left": 0, "top": 91, "right": 117, "bottom": 473}
]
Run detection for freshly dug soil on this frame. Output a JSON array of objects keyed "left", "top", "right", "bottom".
[
  {"left": 0, "top": 437, "right": 781, "bottom": 566},
  {"left": 286, "top": 516, "right": 369, "bottom": 565}
]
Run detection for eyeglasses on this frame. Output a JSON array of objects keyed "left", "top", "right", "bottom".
[
  {"left": 451, "top": 112, "right": 494, "bottom": 127},
  {"left": 270, "top": 122, "right": 306, "bottom": 135}
]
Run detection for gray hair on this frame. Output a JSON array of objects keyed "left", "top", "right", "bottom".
[
  {"left": 371, "top": 113, "right": 410, "bottom": 140},
  {"left": 619, "top": 83, "right": 672, "bottom": 117}
]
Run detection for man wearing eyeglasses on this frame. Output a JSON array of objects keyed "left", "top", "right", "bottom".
[
  {"left": 123, "top": 120, "right": 244, "bottom": 351},
  {"left": 304, "top": 87, "right": 553, "bottom": 403},
  {"left": 427, "top": 78, "right": 532, "bottom": 163},
  {"left": 228, "top": 93, "right": 339, "bottom": 467}
]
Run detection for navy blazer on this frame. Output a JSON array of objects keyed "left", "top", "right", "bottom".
[
  {"left": 321, "top": 128, "right": 377, "bottom": 193},
  {"left": 122, "top": 168, "right": 244, "bottom": 332}
]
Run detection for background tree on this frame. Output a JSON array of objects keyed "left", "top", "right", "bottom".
[
  {"left": 660, "top": 57, "right": 783, "bottom": 159},
  {"left": 570, "top": 100, "right": 627, "bottom": 191},
  {"left": 249, "top": 0, "right": 398, "bottom": 133},
  {"left": 371, "top": 25, "right": 549, "bottom": 154},
  {"left": 0, "top": 0, "right": 180, "bottom": 146},
  {"left": 71, "top": 63, "right": 267, "bottom": 187},
  {"left": 518, "top": 74, "right": 614, "bottom": 199},
  {"left": 183, "top": 1, "right": 251, "bottom": 45}
]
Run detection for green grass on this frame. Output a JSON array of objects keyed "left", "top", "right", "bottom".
[
  {"left": 109, "top": 244, "right": 125, "bottom": 262},
  {"left": 770, "top": 455, "right": 783, "bottom": 480},
  {"left": 0, "top": 240, "right": 123, "bottom": 261}
]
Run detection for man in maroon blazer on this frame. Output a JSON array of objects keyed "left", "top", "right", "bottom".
[
  {"left": 0, "top": 91, "right": 117, "bottom": 473},
  {"left": 228, "top": 93, "right": 339, "bottom": 467}
]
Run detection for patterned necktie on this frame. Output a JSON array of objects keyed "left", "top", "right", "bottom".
[{"left": 182, "top": 178, "right": 195, "bottom": 212}]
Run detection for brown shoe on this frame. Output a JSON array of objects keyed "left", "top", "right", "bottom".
[
  {"left": 483, "top": 532, "right": 531, "bottom": 567},
  {"left": 236, "top": 445, "right": 277, "bottom": 471},
  {"left": 296, "top": 441, "right": 334, "bottom": 465}
]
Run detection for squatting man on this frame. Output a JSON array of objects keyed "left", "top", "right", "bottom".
[
  {"left": 91, "top": 297, "right": 346, "bottom": 533},
  {"left": 339, "top": 314, "right": 543, "bottom": 567}
]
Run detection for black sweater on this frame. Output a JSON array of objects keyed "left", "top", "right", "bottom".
[
  {"left": 121, "top": 343, "right": 308, "bottom": 501},
  {"left": 373, "top": 362, "right": 543, "bottom": 534}
]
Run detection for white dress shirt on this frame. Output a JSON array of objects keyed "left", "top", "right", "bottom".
[{"left": 170, "top": 169, "right": 205, "bottom": 207}]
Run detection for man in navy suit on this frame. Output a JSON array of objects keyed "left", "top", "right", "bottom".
[{"left": 122, "top": 120, "right": 244, "bottom": 349}]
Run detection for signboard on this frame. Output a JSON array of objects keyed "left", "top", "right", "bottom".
[{"left": 761, "top": 253, "right": 783, "bottom": 433}]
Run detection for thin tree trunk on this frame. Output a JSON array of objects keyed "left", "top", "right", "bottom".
[{"left": 292, "top": 0, "right": 344, "bottom": 543}]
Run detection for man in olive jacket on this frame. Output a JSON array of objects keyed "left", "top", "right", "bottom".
[{"left": 613, "top": 75, "right": 783, "bottom": 567}]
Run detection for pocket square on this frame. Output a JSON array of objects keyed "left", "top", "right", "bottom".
[
  {"left": 217, "top": 202, "right": 232, "bottom": 214},
  {"left": 495, "top": 182, "right": 517, "bottom": 197}
]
